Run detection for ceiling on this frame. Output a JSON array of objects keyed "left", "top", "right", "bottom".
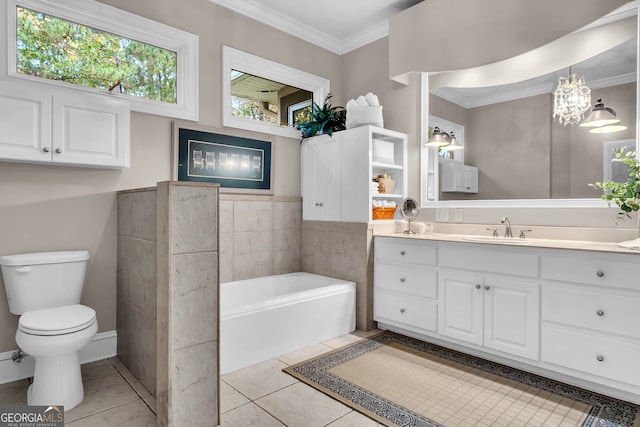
[{"left": 209, "top": 0, "right": 423, "bottom": 54}]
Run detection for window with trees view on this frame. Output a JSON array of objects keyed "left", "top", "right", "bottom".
[{"left": 16, "top": 6, "right": 177, "bottom": 103}]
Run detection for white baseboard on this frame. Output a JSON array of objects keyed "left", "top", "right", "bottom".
[{"left": 0, "top": 330, "right": 117, "bottom": 384}]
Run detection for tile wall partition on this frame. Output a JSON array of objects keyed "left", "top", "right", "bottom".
[
  {"left": 156, "top": 182, "right": 219, "bottom": 427},
  {"left": 116, "top": 188, "right": 158, "bottom": 397},
  {"left": 301, "top": 221, "right": 375, "bottom": 331}
]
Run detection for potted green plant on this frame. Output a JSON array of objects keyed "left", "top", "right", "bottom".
[
  {"left": 297, "top": 94, "right": 346, "bottom": 141},
  {"left": 594, "top": 149, "right": 640, "bottom": 248}
]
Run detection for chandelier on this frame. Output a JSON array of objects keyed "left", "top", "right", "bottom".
[{"left": 552, "top": 69, "right": 591, "bottom": 126}]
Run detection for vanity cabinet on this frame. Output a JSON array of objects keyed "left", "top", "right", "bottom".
[
  {"left": 541, "top": 252, "right": 640, "bottom": 388},
  {"left": 373, "top": 236, "right": 640, "bottom": 403},
  {"left": 301, "top": 125, "right": 407, "bottom": 222},
  {"left": 440, "top": 162, "right": 478, "bottom": 193},
  {"left": 0, "top": 80, "right": 130, "bottom": 169},
  {"left": 374, "top": 238, "right": 438, "bottom": 335}
]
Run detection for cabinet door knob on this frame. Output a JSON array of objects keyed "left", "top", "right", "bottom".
[
  {"left": 596, "top": 310, "right": 605, "bottom": 317},
  {"left": 475, "top": 284, "right": 481, "bottom": 290},
  {"left": 399, "top": 278, "right": 405, "bottom": 283},
  {"left": 43, "top": 147, "right": 50, "bottom": 153},
  {"left": 596, "top": 270, "right": 604, "bottom": 278},
  {"left": 315, "top": 202, "right": 324, "bottom": 207},
  {"left": 54, "top": 148, "right": 62, "bottom": 154},
  {"left": 484, "top": 285, "right": 490, "bottom": 291},
  {"left": 400, "top": 308, "right": 406, "bottom": 313},
  {"left": 596, "top": 354, "right": 604, "bottom": 362},
  {"left": 400, "top": 250, "right": 406, "bottom": 256}
]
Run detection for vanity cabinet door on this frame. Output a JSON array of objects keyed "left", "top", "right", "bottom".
[
  {"left": 438, "top": 271, "right": 484, "bottom": 346},
  {"left": 484, "top": 276, "right": 540, "bottom": 360},
  {"left": 301, "top": 135, "right": 341, "bottom": 221}
]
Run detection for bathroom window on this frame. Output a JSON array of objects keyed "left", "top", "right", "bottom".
[
  {"left": 222, "top": 46, "right": 329, "bottom": 139},
  {"left": 6, "top": 0, "right": 199, "bottom": 120}
]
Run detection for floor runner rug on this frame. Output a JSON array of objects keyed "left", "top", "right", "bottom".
[{"left": 284, "top": 331, "right": 639, "bottom": 427}]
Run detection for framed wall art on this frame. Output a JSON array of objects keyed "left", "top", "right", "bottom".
[{"left": 173, "top": 123, "right": 273, "bottom": 194}]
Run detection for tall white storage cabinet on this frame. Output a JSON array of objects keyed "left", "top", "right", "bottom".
[{"left": 301, "top": 125, "right": 407, "bottom": 223}]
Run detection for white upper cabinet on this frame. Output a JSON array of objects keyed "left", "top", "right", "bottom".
[
  {"left": 0, "top": 80, "right": 130, "bottom": 169},
  {"left": 301, "top": 126, "right": 407, "bottom": 222},
  {"left": 441, "top": 162, "right": 478, "bottom": 193}
]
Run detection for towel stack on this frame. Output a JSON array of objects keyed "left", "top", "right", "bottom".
[
  {"left": 346, "top": 92, "right": 383, "bottom": 129},
  {"left": 372, "top": 181, "right": 380, "bottom": 195}
]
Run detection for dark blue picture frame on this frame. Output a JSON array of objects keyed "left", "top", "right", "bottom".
[{"left": 176, "top": 128, "right": 272, "bottom": 192}]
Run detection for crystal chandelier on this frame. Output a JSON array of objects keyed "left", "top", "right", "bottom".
[{"left": 552, "top": 69, "right": 591, "bottom": 126}]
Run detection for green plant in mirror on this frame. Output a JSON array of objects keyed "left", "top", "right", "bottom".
[
  {"left": 297, "top": 93, "right": 346, "bottom": 141},
  {"left": 594, "top": 149, "right": 640, "bottom": 220}
]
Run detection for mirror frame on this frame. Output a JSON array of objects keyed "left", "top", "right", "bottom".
[
  {"left": 419, "top": 6, "right": 640, "bottom": 209},
  {"left": 222, "top": 46, "right": 330, "bottom": 139}
]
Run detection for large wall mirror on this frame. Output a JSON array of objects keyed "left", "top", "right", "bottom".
[
  {"left": 222, "top": 46, "right": 329, "bottom": 139},
  {"left": 421, "top": 3, "right": 638, "bottom": 207}
]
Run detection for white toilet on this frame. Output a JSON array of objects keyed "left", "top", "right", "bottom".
[{"left": 0, "top": 251, "right": 98, "bottom": 410}]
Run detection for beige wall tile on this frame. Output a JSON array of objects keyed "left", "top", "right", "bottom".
[
  {"left": 233, "top": 201, "right": 274, "bottom": 232},
  {"left": 129, "top": 239, "right": 156, "bottom": 316},
  {"left": 171, "top": 185, "right": 218, "bottom": 254},
  {"left": 172, "top": 252, "right": 218, "bottom": 350},
  {"left": 234, "top": 231, "right": 274, "bottom": 280},
  {"left": 117, "top": 237, "right": 132, "bottom": 303},
  {"left": 219, "top": 232, "right": 234, "bottom": 283},
  {"left": 273, "top": 230, "right": 301, "bottom": 274},
  {"left": 274, "top": 201, "right": 301, "bottom": 231},
  {"left": 132, "top": 191, "right": 156, "bottom": 241},
  {"left": 117, "top": 193, "right": 133, "bottom": 237},
  {"left": 172, "top": 341, "right": 218, "bottom": 426},
  {"left": 219, "top": 200, "right": 234, "bottom": 233}
]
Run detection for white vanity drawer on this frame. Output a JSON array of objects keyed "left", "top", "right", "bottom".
[
  {"left": 375, "top": 238, "right": 437, "bottom": 266},
  {"left": 542, "top": 326, "right": 640, "bottom": 386},
  {"left": 375, "top": 263, "right": 437, "bottom": 298},
  {"left": 374, "top": 291, "right": 437, "bottom": 332},
  {"left": 543, "top": 285, "right": 640, "bottom": 339},
  {"left": 541, "top": 255, "right": 640, "bottom": 290},
  {"left": 439, "top": 245, "right": 538, "bottom": 278}
]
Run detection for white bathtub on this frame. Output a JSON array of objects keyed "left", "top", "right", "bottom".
[{"left": 220, "top": 272, "right": 356, "bottom": 374}]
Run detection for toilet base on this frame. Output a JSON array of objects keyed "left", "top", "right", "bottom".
[{"left": 28, "top": 353, "right": 84, "bottom": 410}]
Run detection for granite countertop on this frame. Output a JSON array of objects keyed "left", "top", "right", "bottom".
[{"left": 376, "top": 232, "right": 640, "bottom": 255}]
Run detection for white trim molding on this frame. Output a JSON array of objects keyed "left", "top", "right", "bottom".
[
  {"left": 0, "top": 330, "right": 117, "bottom": 384},
  {"left": 5, "top": 0, "right": 199, "bottom": 120},
  {"left": 222, "top": 46, "right": 330, "bottom": 139}
]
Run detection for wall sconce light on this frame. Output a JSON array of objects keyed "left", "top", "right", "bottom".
[
  {"left": 425, "top": 127, "right": 450, "bottom": 147},
  {"left": 579, "top": 98, "right": 627, "bottom": 133},
  {"left": 445, "top": 132, "right": 464, "bottom": 151}
]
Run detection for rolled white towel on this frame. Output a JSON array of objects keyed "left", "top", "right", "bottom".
[
  {"left": 365, "top": 92, "right": 380, "bottom": 106},
  {"left": 355, "top": 95, "right": 368, "bottom": 107},
  {"left": 346, "top": 99, "right": 358, "bottom": 110}
]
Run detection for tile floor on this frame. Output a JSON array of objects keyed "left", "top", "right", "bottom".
[{"left": 0, "top": 330, "right": 383, "bottom": 427}]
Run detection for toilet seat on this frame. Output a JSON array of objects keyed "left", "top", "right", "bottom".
[{"left": 19, "top": 304, "right": 96, "bottom": 336}]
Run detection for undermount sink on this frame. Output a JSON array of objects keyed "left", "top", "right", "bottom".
[{"left": 462, "top": 235, "right": 530, "bottom": 244}]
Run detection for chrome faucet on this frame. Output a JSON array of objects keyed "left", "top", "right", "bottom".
[{"left": 501, "top": 216, "right": 513, "bottom": 238}]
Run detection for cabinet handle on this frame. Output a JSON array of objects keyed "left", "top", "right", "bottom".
[
  {"left": 400, "top": 251, "right": 406, "bottom": 256},
  {"left": 400, "top": 308, "right": 406, "bottom": 314},
  {"left": 475, "top": 284, "right": 481, "bottom": 290},
  {"left": 484, "top": 285, "right": 490, "bottom": 291},
  {"left": 43, "top": 147, "right": 50, "bottom": 153},
  {"left": 315, "top": 202, "right": 324, "bottom": 207},
  {"left": 596, "top": 354, "right": 604, "bottom": 362},
  {"left": 596, "top": 270, "right": 604, "bottom": 278},
  {"left": 54, "top": 148, "right": 62, "bottom": 154},
  {"left": 596, "top": 310, "right": 605, "bottom": 317},
  {"left": 399, "top": 278, "right": 405, "bottom": 283}
]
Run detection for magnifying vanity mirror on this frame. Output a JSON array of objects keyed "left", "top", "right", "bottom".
[
  {"left": 401, "top": 197, "right": 420, "bottom": 234},
  {"left": 422, "top": 3, "right": 638, "bottom": 208}
]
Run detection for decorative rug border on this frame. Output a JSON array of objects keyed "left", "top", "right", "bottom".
[{"left": 283, "top": 331, "right": 638, "bottom": 427}]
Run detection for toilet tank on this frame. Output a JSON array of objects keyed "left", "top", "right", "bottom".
[{"left": 0, "top": 251, "right": 90, "bottom": 315}]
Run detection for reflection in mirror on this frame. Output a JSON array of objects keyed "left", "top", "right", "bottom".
[
  {"left": 424, "top": 6, "right": 638, "bottom": 205},
  {"left": 230, "top": 70, "right": 312, "bottom": 128}
]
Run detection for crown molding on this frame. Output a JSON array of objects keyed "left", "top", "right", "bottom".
[{"left": 209, "top": 0, "right": 389, "bottom": 54}]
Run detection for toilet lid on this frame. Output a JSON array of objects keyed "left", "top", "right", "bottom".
[{"left": 19, "top": 304, "right": 96, "bottom": 336}]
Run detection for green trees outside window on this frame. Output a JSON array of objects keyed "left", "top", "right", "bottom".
[{"left": 16, "top": 7, "right": 177, "bottom": 104}]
